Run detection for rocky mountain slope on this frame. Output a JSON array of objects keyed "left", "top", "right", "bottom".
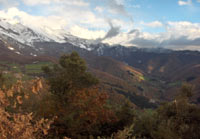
[{"left": 1, "top": 18, "right": 200, "bottom": 104}]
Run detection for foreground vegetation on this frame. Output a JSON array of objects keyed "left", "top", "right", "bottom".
[{"left": 0, "top": 52, "right": 200, "bottom": 139}]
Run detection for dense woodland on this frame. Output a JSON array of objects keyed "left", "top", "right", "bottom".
[{"left": 1, "top": 52, "right": 200, "bottom": 139}]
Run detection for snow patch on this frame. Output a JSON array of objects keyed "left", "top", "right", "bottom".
[
  {"left": 15, "top": 51, "right": 21, "bottom": 55},
  {"left": 30, "top": 53, "right": 37, "bottom": 56},
  {"left": 8, "top": 46, "right": 14, "bottom": 50}
]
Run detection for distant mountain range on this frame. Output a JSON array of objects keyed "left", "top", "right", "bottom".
[
  {"left": 0, "top": 18, "right": 174, "bottom": 57},
  {"left": 1, "top": 18, "right": 200, "bottom": 106}
]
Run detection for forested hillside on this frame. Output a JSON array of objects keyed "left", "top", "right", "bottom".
[{"left": 1, "top": 52, "right": 200, "bottom": 139}]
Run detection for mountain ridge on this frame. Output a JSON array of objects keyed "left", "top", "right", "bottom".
[{"left": 1, "top": 18, "right": 200, "bottom": 104}]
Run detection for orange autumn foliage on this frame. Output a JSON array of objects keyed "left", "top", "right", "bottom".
[
  {"left": 71, "top": 88, "right": 117, "bottom": 125},
  {"left": 51, "top": 87, "right": 118, "bottom": 137},
  {"left": 0, "top": 79, "right": 53, "bottom": 139}
]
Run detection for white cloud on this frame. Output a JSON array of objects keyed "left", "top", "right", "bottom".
[
  {"left": 57, "top": 0, "right": 90, "bottom": 7},
  {"left": 22, "top": 0, "right": 89, "bottom": 6},
  {"left": 0, "top": 0, "right": 18, "bottom": 8},
  {"left": 95, "top": 6, "right": 104, "bottom": 13},
  {"left": 0, "top": 0, "right": 133, "bottom": 40},
  {"left": 1, "top": 7, "right": 200, "bottom": 50},
  {"left": 0, "top": 7, "right": 68, "bottom": 30},
  {"left": 70, "top": 25, "right": 106, "bottom": 39},
  {"left": 0, "top": 7, "right": 107, "bottom": 40},
  {"left": 105, "top": 0, "right": 132, "bottom": 19},
  {"left": 142, "top": 21, "right": 163, "bottom": 28},
  {"left": 22, "top": 0, "right": 51, "bottom": 6},
  {"left": 0, "top": 1, "right": 200, "bottom": 51},
  {"left": 103, "top": 21, "right": 200, "bottom": 50},
  {"left": 178, "top": 0, "right": 192, "bottom": 6},
  {"left": 166, "top": 21, "right": 200, "bottom": 40}
]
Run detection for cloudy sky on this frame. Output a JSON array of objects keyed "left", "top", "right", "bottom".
[{"left": 0, "top": 0, "right": 200, "bottom": 50}]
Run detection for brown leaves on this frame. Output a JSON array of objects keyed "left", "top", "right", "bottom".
[
  {"left": 16, "top": 96, "right": 23, "bottom": 104},
  {"left": 31, "top": 78, "right": 43, "bottom": 94},
  {"left": 71, "top": 88, "right": 117, "bottom": 128},
  {"left": 0, "top": 78, "right": 53, "bottom": 139},
  {"left": 0, "top": 89, "right": 9, "bottom": 107}
]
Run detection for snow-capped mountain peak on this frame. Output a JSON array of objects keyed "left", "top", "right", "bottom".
[
  {"left": 0, "top": 18, "right": 95, "bottom": 51},
  {"left": 0, "top": 18, "right": 52, "bottom": 46}
]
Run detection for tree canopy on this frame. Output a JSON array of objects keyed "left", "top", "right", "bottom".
[{"left": 42, "top": 51, "right": 99, "bottom": 97}]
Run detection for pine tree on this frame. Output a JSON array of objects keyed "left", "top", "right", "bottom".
[{"left": 42, "top": 51, "right": 98, "bottom": 98}]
